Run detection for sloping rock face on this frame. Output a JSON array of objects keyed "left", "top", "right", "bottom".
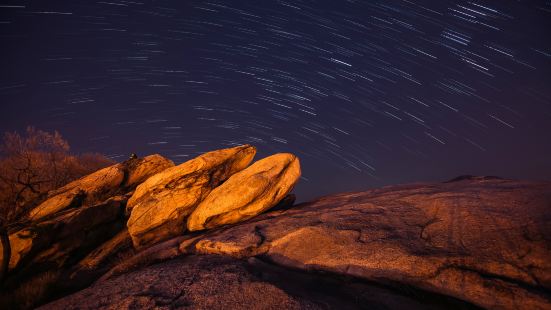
[
  {"left": 126, "top": 145, "right": 256, "bottom": 248},
  {"left": 51, "top": 178, "right": 551, "bottom": 309},
  {"left": 187, "top": 153, "right": 301, "bottom": 231},
  {"left": 41, "top": 255, "right": 475, "bottom": 310},
  {"left": 181, "top": 178, "right": 551, "bottom": 309},
  {"left": 29, "top": 155, "right": 174, "bottom": 221},
  {"left": 41, "top": 256, "right": 313, "bottom": 310}
]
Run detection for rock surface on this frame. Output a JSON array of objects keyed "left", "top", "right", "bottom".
[
  {"left": 6, "top": 159, "right": 551, "bottom": 310},
  {"left": 91, "top": 178, "right": 551, "bottom": 310},
  {"left": 126, "top": 145, "right": 256, "bottom": 248},
  {"left": 3, "top": 229, "right": 34, "bottom": 270},
  {"left": 187, "top": 153, "right": 301, "bottom": 231},
  {"left": 41, "top": 255, "right": 476, "bottom": 310},
  {"left": 73, "top": 229, "right": 134, "bottom": 273},
  {"left": 123, "top": 154, "right": 175, "bottom": 188},
  {"left": 1, "top": 196, "right": 126, "bottom": 271},
  {"left": 183, "top": 178, "right": 551, "bottom": 309},
  {"left": 29, "top": 155, "right": 174, "bottom": 221}
]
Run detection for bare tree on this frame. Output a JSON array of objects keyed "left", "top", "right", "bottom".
[{"left": 0, "top": 127, "right": 113, "bottom": 282}]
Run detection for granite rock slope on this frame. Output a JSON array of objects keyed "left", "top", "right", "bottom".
[
  {"left": 95, "top": 177, "right": 551, "bottom": 310},
  {"left": 185, "top": 178, "right": 551, "bottom": 309},
  {"left": 41, "top": 255, "right": 477, "bottom": 310}
]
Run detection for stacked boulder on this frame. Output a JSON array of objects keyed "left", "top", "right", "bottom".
[
  {"left": 2, "top": 145, "right": 301, "bottom": 289},
  {"left": 125, "top": 145, "right": 256, "bottom": 248},
  {"left": 125, "top": 145, "right": 301, "bottom": 248},
  {"left": 29, "top": 154, "right": 175, "bottom": 221},
  {"left": 2, "top": 154, "right": 175, "bottom": 272}
]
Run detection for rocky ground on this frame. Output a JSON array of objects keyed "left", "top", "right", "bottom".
[
  {"left": 42, "top": 255, "right": 478, "bottom": 310},
  {"left": 0, "top": 146, "right": 550, "bottom": 309}
]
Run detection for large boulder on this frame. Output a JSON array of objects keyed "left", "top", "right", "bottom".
[
  {"left": 181, "top": 178, "right": 551, "bottom": 309},
  {"left": 29, "top": 155, "right": 174, "bottom": 221},
  {"left": 126, "top": 145, "right": 256, "bottom": 248},
  {"left": 187, "top": 153, "right": 301, "bottom": 231},
  {"left": 29, "top": 166, "right": 122, "bottom": 221}
]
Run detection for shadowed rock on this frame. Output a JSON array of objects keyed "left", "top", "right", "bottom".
[
  {"left": 73, "top": 229, "right": 134, "bottom": 273},
  {"left": 271, "top": 194, "right": 296, "bottom": 211},
  {"left": 59, "top": 229, "right": 136, "bottom": 294},
  {"left": 445, "top": 175, "right": 503, "bottom": 183},
  {"left": 29, "top": 154, "right": 174, "bottom": 221},
  {"left": 187, "top": 153, "right": 301, "bottom": 231},
  {"left": 126, "top": 145, "right": 256, "bottom": 248},
  {"left": 1, "top": 196, "right": 126, "bottom": 271}
]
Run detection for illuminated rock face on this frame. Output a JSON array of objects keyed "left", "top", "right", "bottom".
[
  {"left": 187, "top": 153, "right": 301, "bottom": 231},
  {"left": 126, "top": 145, "right": 257, "bottom": 248},
  {"left": 29, "top": 165, "right": 123, "bottom": 221},
  {"left": 29, "top": 154, "right": 174, "bottom": 221},
  {"left": 186, "top": 178, "right": 551, "bottom": 310}
]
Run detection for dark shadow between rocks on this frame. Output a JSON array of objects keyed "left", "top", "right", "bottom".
[{"left": 247, "top": 254, "right": 482, "bottom": 310}]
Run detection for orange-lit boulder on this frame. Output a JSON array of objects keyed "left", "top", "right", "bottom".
[
  {"left": 187, "top": 153, "right": 300, "bottom": 231},
  {"left": 29, "top": 155, "right": 174, "bottom": 221},
  {"left": 126, "top": 145, "right": 256, "bottom": 248}
]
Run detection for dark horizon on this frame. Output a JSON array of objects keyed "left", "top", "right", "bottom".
[{"left": 1, "top": 1, "right": 550, "bottom": 202}]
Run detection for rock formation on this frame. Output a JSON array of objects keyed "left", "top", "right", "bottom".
[
  {"left": 2, "top": 195, "right": 127, "bottom": 271},
  {"left": 187, "top": 153, "right": 301, "bottom": 231},
  {"left": 0, "top": 154, "right": 176, "bottom": 310},
  {"left": 29, "top": 155, "right": 174, "bottom": 221},
  {"left": 2, "top": 146, "right": 550, "bottom": 310},
  {"left": 125, "top": 145, "right": 256, "bottom": 248},
  {"left": 50, "top": 178, "right": 551, "bottom": 310}
]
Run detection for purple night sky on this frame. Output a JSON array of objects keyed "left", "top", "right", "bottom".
[{"left": 1, "top": 0, "right": 550, "bottom": 201}]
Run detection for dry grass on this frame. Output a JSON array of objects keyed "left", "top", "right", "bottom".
[{"left": 0, "top": 270, "right": 60, "bottom": 310}]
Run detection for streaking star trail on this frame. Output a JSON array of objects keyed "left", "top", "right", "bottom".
[{"left": 1, "top": 0, "right": 550, "bottom": 200}]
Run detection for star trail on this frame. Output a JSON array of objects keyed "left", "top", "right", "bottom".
[{"left": 1, "top": 0, "right": 550, "bottom": 200}]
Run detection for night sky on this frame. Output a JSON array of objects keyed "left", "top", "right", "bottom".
[{"left": 1, "top": 1, "right": 550, "bottom": 201}]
